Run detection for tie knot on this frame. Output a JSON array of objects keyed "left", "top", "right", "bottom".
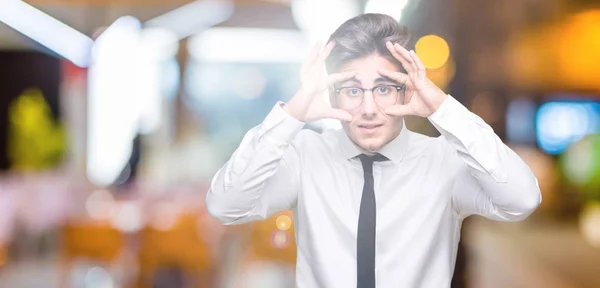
[{"left": 358, "top": 154, "right": 388, "bottom": 169}]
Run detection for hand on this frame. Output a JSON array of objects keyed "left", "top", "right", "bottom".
[
  {"left": 378, "top": 42, "right": 448, "bottom": 118},
  {"left": 284, "top": 41, "right": 356, "bottom": 122}
]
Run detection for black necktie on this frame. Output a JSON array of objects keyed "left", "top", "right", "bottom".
[{"left": 357, "top": 154, "right": 387, "bottom": 288}]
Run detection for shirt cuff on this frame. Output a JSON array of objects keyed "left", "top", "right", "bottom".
[{"left": 257, "top": 102, "right": 305, "bottom": 144}]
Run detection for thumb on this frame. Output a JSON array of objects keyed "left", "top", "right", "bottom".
[
  {"left": 384, "top": 104, "right": 413, "bottom": 117},
  {"left": 322, "top": 108, "right": 353, "bottom": 122}
]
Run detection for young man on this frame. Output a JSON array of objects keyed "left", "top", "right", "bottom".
[{"left": 206, "top": 13, "right": 541, "bottom": 288}]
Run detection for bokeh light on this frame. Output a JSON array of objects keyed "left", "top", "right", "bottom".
[
  {"left": 560, "top": 134, "right": 600, "bottom": 194},
  {"left": 580, "top": 201, "right": 600, "bottom": 248},
  {"left": 85, "top": 189, "right": 116, "bottom": 220},
  {"left": 415, "top": 35, "right": 450, "bottom": 69},
  {"left": 275, "top": 215, "right": 292, "bottom": 231},
  {"left": 271, "top": 230, "right": 290, "bottom": 249},
  {"left": 426, "top": 56, "right": 455, "bottom": 90},
  {"left": 536, "top": 101, "right": 600, "bottom": 155}
]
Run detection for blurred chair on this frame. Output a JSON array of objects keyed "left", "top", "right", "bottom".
[
  {"left": 137, "top": 211, "right": 216, "bottom": 288},
  {"left": 60, "top": 220, "right": 125, "bottom": 287},
  {"left": 234, "top": 210, "right": 296, "bottom": 288}
]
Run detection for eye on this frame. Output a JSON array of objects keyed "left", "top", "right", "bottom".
[
  {"left": 376, "top": 86, "right": 391, "bottom": 95},
  {"left": 341, "top": 87, "right": 362, "bottom": 97}
]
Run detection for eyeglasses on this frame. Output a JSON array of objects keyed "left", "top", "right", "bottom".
[{"left": 334, "top": 84, "right": 405, "bottom": 110}]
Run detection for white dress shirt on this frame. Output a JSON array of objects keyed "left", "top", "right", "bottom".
[{"left": 206, "top": 95, "right": 541, "bottom": 288}]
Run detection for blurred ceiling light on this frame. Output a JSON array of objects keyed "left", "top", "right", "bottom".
[
  {"left": 188, "top": 28, "right": 308, "bottom": 63},
  {"left": 415, "top": 35, "right": 450, "bottom": 69},
  {"left": 364, "top": 0, "right": 409, "bottom": 22},
  {"left": 87, "top": 16, "right": 142, "bottom": 187},
  {"left": 0, "top": 0, "right": 93, "bottom": 67},
  {"left": 145, "top": 0, "right": 233, "bottom": 40},
  {"left": 138, "top": 28, "right": 179, "bottom": 61},
  {"left": 291, "top": 0, "right": 360, "bottom": 43}
]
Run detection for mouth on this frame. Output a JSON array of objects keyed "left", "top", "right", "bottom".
[{"left": 358, "top": 124, "right": 383, "bottom": 133}]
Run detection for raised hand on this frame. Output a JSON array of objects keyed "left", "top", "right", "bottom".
[
  {"left": 284, "top": 41, "right": 356, "bottom": 123},
  {"left": 378, "top": 41, "right": 448, "bottom": 118}
]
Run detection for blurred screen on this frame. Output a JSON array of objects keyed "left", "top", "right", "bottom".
[{"left": 536, "top": 97, "right": 600, "bottom": 155}]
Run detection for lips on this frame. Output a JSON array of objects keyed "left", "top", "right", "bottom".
[{"left": 358, "top": 124, "right": 383, "bottom": 129}]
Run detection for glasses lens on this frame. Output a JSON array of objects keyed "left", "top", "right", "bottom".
[
  {"left": 374, "top": 85, "right": 400, "bottom": 108},
  {"left": 338, "top": 87, "right": 363, "bottom": 109}
]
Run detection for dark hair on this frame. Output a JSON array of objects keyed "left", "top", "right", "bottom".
[{"left": 326, "top": 13, "right": 411, "bottom": 73}]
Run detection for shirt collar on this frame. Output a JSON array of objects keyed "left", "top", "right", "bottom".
[{"left": 337, "top": 120, "right": 410, "bottom": 163}]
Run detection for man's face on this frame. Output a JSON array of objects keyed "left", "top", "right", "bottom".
[{"left": 330, "top": 54, "right": 404, "bottom": 153}]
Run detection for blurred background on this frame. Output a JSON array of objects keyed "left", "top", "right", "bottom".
[{"left": 0, "top": 0, "right": 600, "bottom": 287}]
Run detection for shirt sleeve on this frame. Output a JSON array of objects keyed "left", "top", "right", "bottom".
[
  {"left": 206, "top": 102, "right": 305, "bottom": 225},
  {"left": 428, "top": 95, "right": 542, "bottom": 221}
]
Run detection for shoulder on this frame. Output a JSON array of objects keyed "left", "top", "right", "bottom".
[
  {"left": 405, "top": 129, "right": 451, "bottom": 159},
  {"left": 293, "top": 128, "right": 339, "bottom": 145},
  {"left": 291, "top": 128, "right": 343, "bottom": 154}
]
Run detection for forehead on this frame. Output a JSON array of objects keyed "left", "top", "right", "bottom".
[{"left": 337, "top": 55, "right": 401, "bottom": 85}]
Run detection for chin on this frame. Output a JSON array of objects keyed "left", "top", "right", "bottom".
[{"left": 358, "top": 139, "right": 385, "bottom": 152}]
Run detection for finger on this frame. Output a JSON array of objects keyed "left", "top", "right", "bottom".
[
  {"left": 386, "top": 41, "right": 412, "bottom": 72},
  {"left": 377, "top": 69, "right": 408, "bottom": 84},
  {"left": 407, "top": 50, "right": 420, "bottom": 75},
  {"left": 384, "top": 104, "right": 413, "bottom": 117},
  {"left": 409, "top": 50, "right": 427, "bottom": 80},
  {"left": 301, "top": 41, "right": 324, "bottom": 74},
  {"left": 393, "top": 43, "right": 413, "bottom": 62},
  {"left": 389, "top": 43, "right": 414, "bottom": 74},
  {"left": 323, "top": 108, "right": 353, "bottom": 122},
  {"left": 403, "top": 88, "right": 413, "bottom": 105},
  {"left": 326, "top": 71, "right": 356, "bottom": 87},
  {"left": 394, "top": 43, "right": 417, "bottom": 73},
  {"left": 315, "top": 41, "right": 335, "bottom": 69}
]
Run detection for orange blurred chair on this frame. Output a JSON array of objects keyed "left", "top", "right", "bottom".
[
  {"left": 137, "top": 211, "right": 218, "bottom": 288},
  {"left": 60, "top": 220, "right": 125, "bottom": 286},
  {"left": 233, "top": 210, "right": 296, "bottom": 288},
  {"left": 245, "top": 210, "right": 296, "bottom": 264}
]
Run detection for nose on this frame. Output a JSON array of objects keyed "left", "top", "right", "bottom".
[{"left": 361, "top": 92, "right": 377, "bottom": 118}]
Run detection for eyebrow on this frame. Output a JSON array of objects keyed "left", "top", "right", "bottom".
[
  {"left": 373, "top": 76, "right": 399, "bottom": 84},
  {"left": 335, "top": 76, "right": 400, "bottom": 87},
  {"left": 336, "top": 77, "right": 361, "bottom": 87}
]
